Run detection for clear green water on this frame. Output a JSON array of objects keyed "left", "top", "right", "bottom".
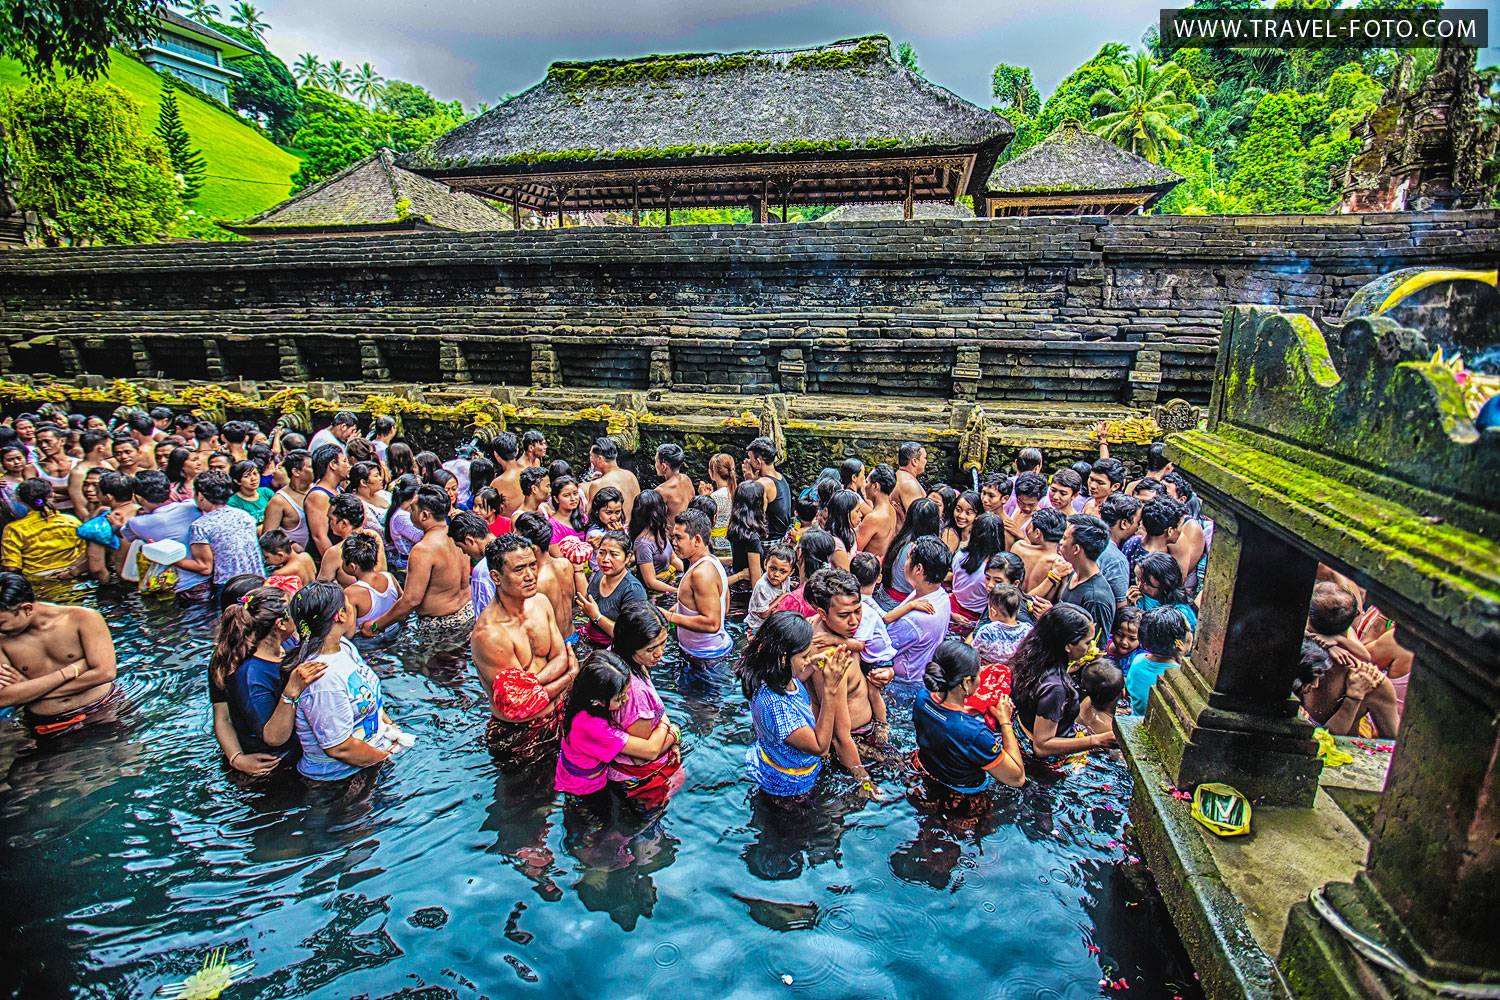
[{"left": 0, "top": 588, "right": 1202, "bottom": 999}]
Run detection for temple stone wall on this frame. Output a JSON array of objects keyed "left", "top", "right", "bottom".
[{"left": 3, "top": 211, "right": 1497, "bottom": 406}]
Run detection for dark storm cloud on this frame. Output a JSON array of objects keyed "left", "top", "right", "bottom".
[{"left": 257, "top": 0, "right": 1500, "bottom": 110}]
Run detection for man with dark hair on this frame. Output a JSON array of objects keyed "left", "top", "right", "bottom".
[
  {"left": 127, "top": 411, "right": 161, "bottom": 466},
  {"left": 654, "top": 442, "right": 693, "bottom": 518},
  {"left": 448, "top": 510, "right": 498, "bottom": 617},
  {"left": 1299, "top": 584, "right": 1400, "bottom": 736},
  {"left": 68, "top": 429, "right": 112, "bottom": 514},
  {"left": 111, "top": 434, "right": 145, "bottom": 476},
  {"left": 664, "top": 509, "right": 732, "bottom": 661},
  {"left": 1124, "top": 497, "right": 1188, "bottom": 574},
  {"left": 171, "top": 470, "right": 265, "bottom": 590},
  {"left": 856, "top": 462, "right": 899, "bottom": 565},
  {"left": 512, "top": 510, "right": 579, "bottom": 638},
  {"left": 305, "top": 443, "right": 349, "bottom": 559},
  {"left": 586, "top": 435, "right": 640, "bottom": 522},
  {"left": 317, "top": 493, "right": 387, "bottom": 586},
  {"left": 1097, "top": 493, "right": 1141, "bottom": 607},
  {"left": 893, "top": 441, "right": 927, "bottom": 521},
  {"left": 123, "top": 470, "right": 209, "bottom": 600},
  {"left": 1083, "top": 458, "right": 1127, "bottom": 519},
  {"left": 1054, "top": 514, "right": 1116, "bottom": 638},
  {"left": 1123, "top": 441, "right": 1174, "bottom": 495},
  {"left": 1012, "top": 505, "right": 1069, "bottom": 594},
  {"left": 262, "top": 449, "right": 313, "bottom": 552},
  {"left": 980, "top": 472, "right": 1010, "bottom": 517},
  {"left": 1047, "top": 469, "right": 1084, "bottom": 514},
  {"left": 0, "top": 571, "right": 121, "bottom": 736},
  {"left": 746, "top": 436, "right": 793, "bottom": 541},
  {"left": 806, "top": 566, "right": 878, "bottom": 786},
  {"left": 220, "top": 421, "right": 250, "bottom": 463},
  {"left": 471, "top": 534, "right": 576, "bottom": 743},
  {"left": 520, "top": 430, "right": 548, "bottom": 469},
  {"left": 487, "top": 431, "right": 525, "bottom": 515},
  {"left": 309, "top": 411, "right": 359, "bottom": 454},
  {"left": 518, "top": 466, "right": 550, "bottom": 515},
  {"left": 1003, "top": 471, "right": 1049, "bottom": 548},
  {"left": 362, "top": 485, "right": 472, "bottom": 646},
  {"left": 838, "top": 457, "right": 866, "bottom": 496},
  {"left": 1014, "top": 447, "right": 1043, "bottom": 475},
  {"left": 149, "top": 406, "right": 174, "bottom": 433},
  {"left": 887, "top": 536, "right": 953, "bottom": 683}
]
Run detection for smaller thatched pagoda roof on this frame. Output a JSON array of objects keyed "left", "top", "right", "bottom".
[
  {"left": 816, "top": 200, "right": 974, "bottom": 222},
  {"left": 403, "top": 36, "right": 1012, "bottom": 221},
  {"left": 983, "top": 120, "right": 1181, "bottom": 216},
  {"left": 225, "top": 148, "right": 505, "bottom": 237}
]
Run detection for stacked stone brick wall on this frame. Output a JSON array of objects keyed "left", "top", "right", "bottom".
[{"left": 3, "top": 211, "right": 1496, "bottom": 407}]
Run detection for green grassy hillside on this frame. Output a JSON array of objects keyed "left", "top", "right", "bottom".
[{"left": 0, "top": 49, "right": 298, "bottom": 223}]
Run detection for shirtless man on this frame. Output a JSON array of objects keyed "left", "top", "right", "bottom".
[
  {"left": 317, "top": 494, "right": 388, "bottom": 586},
  {"left": 111, "top": 434, "right": 146, "bottom": 477},
  {"left": 1003, "top": 471, "right": 1047, "bottom": 549},
  {"left": 855, "top": 463, "right": 899, "bottom": 567},
  {"left": 127, "top": 411, "right": 162, "bottom": 468},
  {"left": 663, "top": 509, "right": 733, "bottom": 662},
  {"left": 0, "top": 572, "right": 121, "bottom": 737},
  {"left": 68, "top": 430, "right": 114, "bottom": 515},
  {"left": 361, "top": 485, "right": 472, "bottom": 645},
  {"left": 488, "top": 432, "right": 525, "bottom": 517},
  {"left": 1082, "top": 458, "right": 1126, "bottom": 519},
  {"left": 804, "top": 568, "right": 879, "bottom": 787},
  {"left": 471, "top": 535, "right": 578, "bottom": 759},
  {"left": 653, "top": 443, "right": 694, "bottom": 518},
  {"left": 586, "top": 437, "right": 640, "bottom": 523},
  {"left": 304, "top": 444, "right": 349, "bottom": 560},
  {"left": 513, "top": 510, "right": 581, "bottom": 639},
  {"left": 261, "top": 449, "right": 313, "bottom": 550},
  {"left": 520, "top": 430, "right": 548, "bottom": 470},
  {"left": 1012, "top": 506, "right": 1071, "bottom": 598},
  {"left": 517, "top": 467, "right": 549, "bottom": 515},
  {"left": 892, "top": 441, "right": 927, "bottom": 523}
]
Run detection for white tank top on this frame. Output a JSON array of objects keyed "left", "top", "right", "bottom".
[
  {"left": 353, "top": 573, "right": 400, "bottom": 626},
  {"left": 276, "top": 488, "right": 310, "bottom": 548},
  {"left": 674, "top": 553, "right": 733, "bottom": 659}
]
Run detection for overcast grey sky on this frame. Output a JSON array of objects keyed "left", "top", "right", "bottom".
[{"left": 252, "top": 0, "right": 1500, "bottom": 110}]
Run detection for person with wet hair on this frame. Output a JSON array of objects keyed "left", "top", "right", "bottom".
[
  {"left": 362, "top": 485, "right": 472, "bottom": 646},
  {"left": 628, "top": 488, "right": 678, "bottom": 598},
  {"left": 1003, "top": 472, "right": 1047, "bottom": 547},
  {"left": 262, "top": 449, "right": 313, "bottom": 552},
  {"left": 915, "top": 639, "right": 1024, "bottom": 791},
  {"left": 304, "top": 443, "right": 350, "bottom": 559},
  {"left": 665, "top": 509, "right": 732, "bottom": 662},
  {"left": 1010, "top": 604, "right": 1113, "bottom": 756},
  {"left": 518, "top": 466, "right": 550, "bottom": 516},
  {"left": 1124, "top": 605, "right": 1193, "bottom": 716},
  {"left": 1083, "top": 457, "right": 1127, "bottom": 519},
  {"left": 577, "top": 530, "right": 646, "bottom": 645},
  {"left": 855, "top": 463, "right": 899, "bottom": 566},
  {"left": 737, "top": 610, "right": 850, "bottom": 797},
  {"left": 0, "top": 571, "right": 122, "bottom": 736},
  {"left": 1047, "top": 468, "right": 1084, "bottom": 515},
  {"left": 0, "top": 478, "right": 84, "bottom": 579},
  {"left": 1300, "top": 581, "right": 1399, "bottom": 736},
  {"left": 174, "top": 471, "right": 266, "bottom": 590},
  {"left": 285, "top": 581, "right": 405, "bottom": 781},
  {"left": 342, "top": 532, "right": 403, "bottom": 639},
  {"left": 1011, "top": 505, "right": 1069, "bottom": 597},
  {"left": 317, "top": 493, "right": 386, "bottom": 586},
  {"left": 308, "top": 411, "right": 360, "bottom": 455},
  {"left": 1132, "top": 551, "right": 1198, "bottom": 630},
  {"left": 950, "top": 512, "right": 1007, "bottom": 628},
  {"left": 892, "top": 441, "right": 928, "bottom": 522},
  {"left": 746, "top": 436, "right": 793, "bottom": 543},
  {"left": 586, "top": 436, "right": 640, "bottom": 524},
  {"left": 1122, "top": 497, "right": 1188, "bottom": 575},
  {"left": 654, "top": 443, "right": 693, "bottom": 518},
  {"left": 886, "top": 536, "right": 954, "bottom": 683},
  {"left": 555, "top": 649, "right": 678, "bottom": 801}
]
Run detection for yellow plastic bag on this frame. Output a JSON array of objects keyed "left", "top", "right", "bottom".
[
  {"left": 1191, "top": 782, "right": 1251, "bottom": 837},
  {"left": 1313, "top": 727, "right": 1354, "bottom": 767}
]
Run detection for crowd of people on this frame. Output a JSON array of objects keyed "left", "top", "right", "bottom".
[{"left": 0, "top": 405, "right": 1406, "bottom": 810}]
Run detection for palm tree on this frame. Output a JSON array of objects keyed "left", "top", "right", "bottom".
[
  {"left": 352, "top": 62, "right": 384, "bottom": 106},
  {"left": 227, "top": 1, "right": 268, "bottom": 39},
  {"left": 324, "top": 59, "right": 352, "bottom": 96},
  {"left": 292, "top": 52, "right": 325, "bottom": 88},
  {"left": 177, "top": 0, "right": 221, "bottom": 22},
  {"left": 1088, "top": 52, "right": 1198, "bottom": 163}
]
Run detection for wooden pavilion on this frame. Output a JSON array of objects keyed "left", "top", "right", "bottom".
[
  {"left": 983, "top": 119, "right": 1182, "bottom": 217},
  {"left": 224, "top": 148, "right": 506, "bottom": 239},
  {"left": 401, "top": 36, "right": 1013, "bottom": 226}
]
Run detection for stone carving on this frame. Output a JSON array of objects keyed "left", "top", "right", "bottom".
[{"left": 1151, "top": 397, "right": 1201, "bottom": 434}]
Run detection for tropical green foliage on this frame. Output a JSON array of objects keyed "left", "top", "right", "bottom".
[
  {"left": 991, "top": 63, "right": 1039, "bottom": 116},
  {"left": 896, "top": 42, "right": 920, "bottom": 75},
  {"left": 213, "top": 21, "right": 302, "bottom": 143},
  {"left": 179, "top": 0, "right": 221, "bottom": 22},
  {"left": 378, "top": 79, "right": 460, "bottom": 119},
  {"left": 293, "top": 53, "right": 324, "bottom": 88},
  {"left": 290, "top": 86, "right": 461, "bottom": 190},
  {"left": 0, "top": 0, "right": 161, "bottom": 81},
  {"left": 227, "top": 1, "right": 267, "bottom": 39},
  {"left": 155, "top": 81, "right": 206, "bottom": 200},
  {"left": 352, "top": 62, "right": 384, "bottom": 105},
  {"left": 1, "top": 79, "right": 179, "bottom": 243},
  {"left": 1088, "top": 53, "right": 1197, "bottom": 162}
]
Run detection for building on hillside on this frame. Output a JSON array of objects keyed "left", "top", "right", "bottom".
[
  {"left": 224, "top": 148, "right": 506, "bottom": 239},
  {"left": 1334, "top": 43, "right": 1499, "bottom": 213},
  {"left": 816, "top": 200, "right": 975, "bottom": 222},
  {"left": 138, "top": 9, "right": 254, "bottom": 106},
  {"left": 401, "top": 36, "right": 1012, "bottom": 226},
  {"left": 982, "top": 119, "right": 1182, "bottom": 217}
]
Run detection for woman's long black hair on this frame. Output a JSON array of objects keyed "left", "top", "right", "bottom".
[
  {"left": 586, "top": 486, "right": 624, "bottom": 533},
  {"left": 551, "top": 475, "right": 586, "bottom": 531},
  {"left": 629, "top": 488, "right": 669, "bottom": 547},
  {"left": 884, "top": 497, "right": 942, "bottom": 587},
  {"left": 825, "top": 489, "right": 860, "bottom": 551},
  {"left": 1137, "top": 551, "right": 1192, "bottom": 608},
  {"left": 210, "top": 586, "right": 288, "bottom": 691},
  {"left": 726, "top": 480, "right": 767, "bottom": 547},
  {"left": 384, "top": 473, "right": 422, "bottom": 547},
  {"left": 795, "top": 529, "right": 837, "bottom": 582},
  {"left": 1009, "top": 604, "right": 1094, "bottom": 720},
  {"left": 564, "top": 649, "right": 633, "bottom": 728},
  {"left": 285, "top": 581, "right": 347, "bottom": 670},
  {"left": 960, "top": 512, "right": 1006, "bottom": 575},
  {"left": 611, "top": 600, "right": 667, "bottom": 681},
  {"left": 735, "top": 610, "right": 813, "bottom": 699}
]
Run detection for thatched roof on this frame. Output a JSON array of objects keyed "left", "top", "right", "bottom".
[
  {"left": 986, "top": 120, "right": 1181, "bottom": 197},
  {"left": 402, "top": 36, "right": 1012, "bottom": 211},
  {"left": 816, "top": 200, "right": 975, "bottom": 222},
  {"left": 225, "top": 149, "right": 505, "bottom": 236}
]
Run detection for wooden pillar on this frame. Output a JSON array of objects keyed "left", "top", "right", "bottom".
[
  {"left": 663, "top": 184, "right": 673, "bottom": 227},
  {"left": 511, "top": 190, "right": 521, "bottom": 230},
  {"left": 903, "top": 170, "right": 914, "bottom": 220},
  {"left": 780, "top": 180, "right": 791, "bottom": 225},
  {"left": 758, "top": 179, "right": 769, "bottom": 224},
  {"left": 555, "top": 186, "right": 565, "bottom": 229},
  {"left": 632, "top": 184, "right": 640, "bottom": 226}
]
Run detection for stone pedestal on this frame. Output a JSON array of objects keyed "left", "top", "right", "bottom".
[{"left": 1144, "top": 504, "right": 1324, "bottom": 807}]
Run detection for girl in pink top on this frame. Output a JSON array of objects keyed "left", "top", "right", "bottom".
[
  {"left": 547, "top": 475, "right": 587, "bottom": 551},
  {"left": 555, "top": 651, "right": 677, "bottom": 797}
]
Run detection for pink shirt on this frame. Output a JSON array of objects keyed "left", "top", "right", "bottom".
[
  {"left": 606, "top": 674, "right": 667, "bottom": 782},
  {"left": 555, "top": 711, "right": 628, "bottom": 795}
]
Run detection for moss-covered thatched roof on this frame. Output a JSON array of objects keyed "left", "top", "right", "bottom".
[
  {"left": 402, "top": 36, "right": 1011, "bottom": 208},
  {"left": 985, "top": 120, "right": 1181, "bottom": 198},
  {"left": 226, "top": 149, "right": 504, "bottom": 236},
  {"left": 817, "top": 200, "right": 975, "bottom": 222}
]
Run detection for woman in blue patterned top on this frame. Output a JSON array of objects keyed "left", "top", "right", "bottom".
[{"left": 735, "top": 611, "right": 848, "bottom": 797}]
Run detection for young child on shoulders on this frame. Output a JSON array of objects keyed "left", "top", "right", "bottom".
[
  {"left": 259, "top": 528, "right": 316, "bottom": 595},
  {"left": 847, "top": 553, "right": 894, "bottom": 737},
  {"left": 746, "top": 544, "right": 795, "bottom": 633},
  {"left": 1077, "top": 657, "right": 1125, "bottom": 736}
]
